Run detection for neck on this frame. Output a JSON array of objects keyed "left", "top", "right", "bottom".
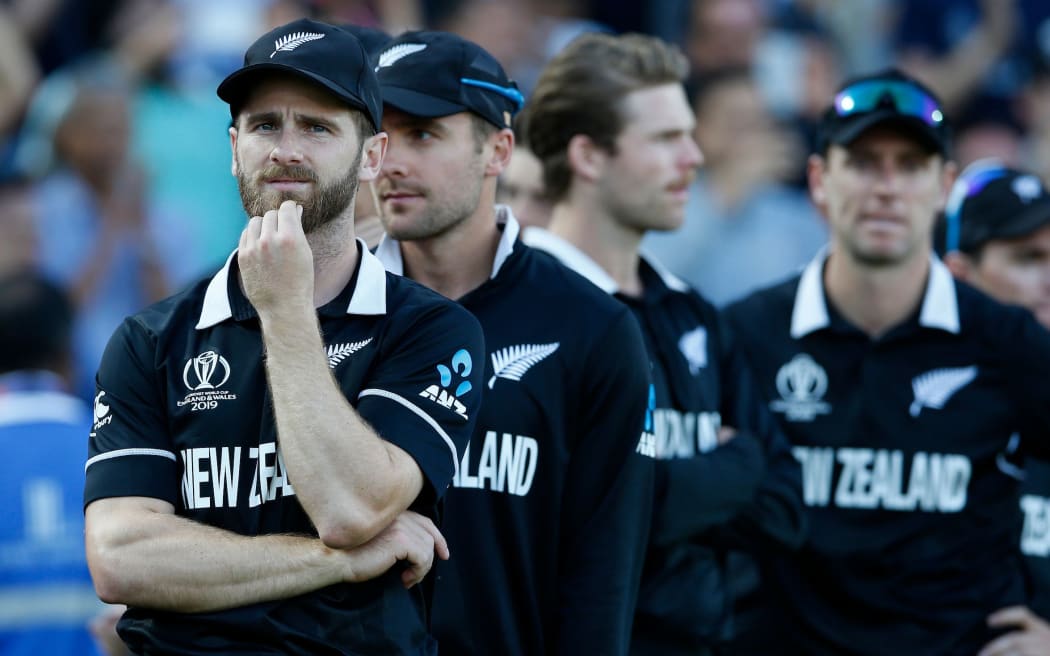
[
  {"left": 306, "top": 216, "right": 359, "bottom": 307},
  {"left": 824, "top": 249, "right": 930, "bottom": 338},
  {"left": 547, "top": 192, "right": 644, "bottom": 297},
  {"left": 400, "top": 205, "right": 502, "bottom": 300}
]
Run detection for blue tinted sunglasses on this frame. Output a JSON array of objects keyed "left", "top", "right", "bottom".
[
  {"left": 834, "top": 80, "right": 944, "bottom": 127},
  {"left": 943, "top": 163, "right": 1008, "bottom": 253}
]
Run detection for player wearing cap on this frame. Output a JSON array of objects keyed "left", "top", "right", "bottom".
[
  {"left": 724, "top": 69, "right": 1050, "bottom": 654},
  {"left": 371, "top": 30, "right": 656, "bottom": 656},
  {"left": 938, "top": 160, "right": 1050, "bottom": 656},
  {"left": 518, "top": 32, "right": 805, "bottom": 655},
  {"left": 83, "top": 19, "right": 485, "bottom": 655}
]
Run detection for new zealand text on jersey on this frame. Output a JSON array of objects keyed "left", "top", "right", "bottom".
[
  {"left": 180, "top": 442, "right": 296, "bottom": 510},
  {"left": 793, "top": 446, "right": 971, "bottom": 512},
  {"left": 452, "top": 431, "right": 538, "bottom": 496}
]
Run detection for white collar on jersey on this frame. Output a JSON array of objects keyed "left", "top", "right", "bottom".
[
  {"left": 373, "top": 204, "right": 520, "bottom": 279},
  {"left": 521, "top": 226, "right": 690, "bottom": 295},
  {"left": 195, "top": 238, "right": 388, "bottom": 330},
  {"left": 790, "top": 247, "right": 961, "bottom": 338}
]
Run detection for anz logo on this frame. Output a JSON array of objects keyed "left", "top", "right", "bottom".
[{"left": 419, "top": 349, "right": 474, "bottom": 419}]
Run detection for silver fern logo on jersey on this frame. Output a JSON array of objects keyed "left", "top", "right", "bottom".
[
  {"left": 179, "top": 351, "right": 236, "bottom": 411},
  {"left": 678, "top": 327, "right": 707, "bottom": 375},
  {"left": 770, "top": 353, "right": 831, "bottom": 422},
  {"left": 326, "top": 338, "right": 373, "bottom": 369},
  {"left": 270, "top": 31, "right": 325, "bottom": 58},
  {"left": 909, "top": 365, "right": 977, "bottom": 417},
  {"left": 488, "top": 342, "right": 560, "bottom": 389}
]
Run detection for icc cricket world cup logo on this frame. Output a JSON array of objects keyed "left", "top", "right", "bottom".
[{"left": 184, "top": 351, "right": 231, "bottom": 391}]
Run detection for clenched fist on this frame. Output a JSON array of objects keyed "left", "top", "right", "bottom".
[{"left": 238, "top": 199, "right": 315, "bottom": 317}]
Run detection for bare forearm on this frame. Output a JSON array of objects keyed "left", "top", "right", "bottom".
[
  {"left": 87, "top": 503, "right": 343, "bottom": 613},
  {"left": 259, "top": 310, "right": 420, "bottom": 547}
]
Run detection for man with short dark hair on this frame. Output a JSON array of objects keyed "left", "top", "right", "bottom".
[
  {"left": 725, "top": 69, "right": 1050, "bottom": 654},
  {"left": 83, "top": 19, "right": 485, "bottom": 654},
  {"left": 372, "top": 30, "right": 656, "bottom": 656}
]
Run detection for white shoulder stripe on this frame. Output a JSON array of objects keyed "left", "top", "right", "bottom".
[
  {"left": 85, "top": 448, "right": 177, "bottom": 472},
  {"left": 358, "top": 388, "right": 460, "bottom": 480}
]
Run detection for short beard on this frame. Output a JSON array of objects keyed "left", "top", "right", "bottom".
[{"left": 237, "top": 151, "right": 362, "bottom": 233}]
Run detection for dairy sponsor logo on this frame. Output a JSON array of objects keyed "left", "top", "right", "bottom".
[
  {"left": 92, "top": 391, "right": 112, "bottom": 433},
  {"left": 1021, "top": 494, "right": 1050, "bottom": 558}
]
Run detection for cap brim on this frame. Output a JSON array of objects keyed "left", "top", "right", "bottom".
[
  {"left": 218, "top": 63, "right": 371, "bottom": 122},
  {"left": 993, "top": 198, "right": 1050, "bottom": 241},
  {"left": 832, "top": 111, "right": 946, "bottom": 155},
  {"left": 380, "top": 85, "right": 468, "bottom": 119}
]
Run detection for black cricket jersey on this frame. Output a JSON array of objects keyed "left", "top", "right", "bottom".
[
  {"left": 375, "top": 210, "right": 656, "bottom": 656},
  {"left": 724, "top": 251, "right": 1050, "bottom": 656},
  {"left": 524, "top": 228, "right": 805, "bottom": 655},
  {"left": 84, "top": 240, "right": 486, "bottom": 655},
  {"left": 1020, "top": 454, "right": 1050, "bottom": 618}
]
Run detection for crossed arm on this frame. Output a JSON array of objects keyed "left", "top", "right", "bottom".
[{"left": 85, "top": 496, "right": 446, "bottom": 613}]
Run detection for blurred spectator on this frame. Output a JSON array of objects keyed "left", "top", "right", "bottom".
[
  {"left": 952, "top": 99, "right": 1027, "bottom": 169},
  {"left": 496, "top": 137, "right": 551, "bottom": 229},
  {"left": 0, "top": 180, "right": 38, "bottom": 276},
  {"left": 892, "top": 0, "right": 1044, "bottom": 116},
  {"left": 0, "top": 5, "right": 40, "bottom": 169},
  {"left": 0, "top": 271, "right": 103, "bottom": 655},
  {"left": 685, "top": 0, "right": 766, "bottom": 76},
  {"left": 17, "top": 61, "right": 199, "bottom": 401},
  {"left": 1018, "top": 55, "right": 1050, "bottom": 185},
  {"left": 643, "top": 67, "right": 826, "bottom": 306}
]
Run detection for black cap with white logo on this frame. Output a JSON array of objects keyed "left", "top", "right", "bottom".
[
  {"left": 217, "top": 18, "right": 382, "bottom": 132},
  {"left": 942, "top": 160, "right": 1050, "bottom": 254},
  {"left": 374, "top": 30, "right": 524, "bottom": 129}
]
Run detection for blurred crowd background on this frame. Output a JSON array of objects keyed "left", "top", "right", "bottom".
[{"left": 2, "top": 0, "right": 1050, "bottom": 403}]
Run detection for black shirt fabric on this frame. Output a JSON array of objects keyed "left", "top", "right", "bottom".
[
  {"left": 1020, "top": 456, "right": 1050, "bottom": 618},
  {"left": 84, "top": 241, "right": 486, "bottom": 655},
  {"left": 523, "top": 228, "right": 805, "bottom": 655},
  {"left": 724, "top": 252, "right": 1050, "bottom": 656},
  {"left": 376, "top": 212, "right": 656, "bottom": 656}
]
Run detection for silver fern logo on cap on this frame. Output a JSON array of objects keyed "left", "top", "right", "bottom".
[
  {"left": 375, "top": 43, "right": 427, "bottom": 70},
  {"left": 271, "top": 31, "right": 325, "bottom": 58}
]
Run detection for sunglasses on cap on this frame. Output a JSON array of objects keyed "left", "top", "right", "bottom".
[
  {"left": 834, "top": 80, "right": 945, "bottom": 127},
  {"left": 943, "top": 161, "right": 1009, "bottom": 253}
]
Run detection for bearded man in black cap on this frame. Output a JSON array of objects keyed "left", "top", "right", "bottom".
[
  {"left": 83, "top": 19, "right": 485, "bottom": 655},
  {"left": 724, "top": 69, "right": 1050, "bottom": 654}
]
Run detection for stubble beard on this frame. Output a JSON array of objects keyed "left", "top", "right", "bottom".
[{"left": 237, "top": 151, "right": 362, "bottom": 234}]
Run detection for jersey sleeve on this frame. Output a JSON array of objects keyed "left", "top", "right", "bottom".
[
  {"left": 84, "top": 318, "right": 179, "bottom": 508},
  {"left": 715, "top": 313, "right": 807, "bottom": 552},
  {"left": 1007, "top": 309, "right": 1050, "bottom": 459},
  {"left": 355, "top": 301, "right": 485, "bottom": 504},
  {"left": 555, "top": 308, "right": 655, "bottom": 654}
]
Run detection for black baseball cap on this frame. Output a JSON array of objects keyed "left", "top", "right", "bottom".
[
  {"left": 217, "top": 18, "right": 382, "bottom": 132},
  {"left": 816, "top": 68, "right": 951, "bottom": 156},
  {"left": 941, "top": 160, "right": 1050, "bottom": 253},
  {"left": 340, "top": 23, "right": 393, "bottom": 62},
  {"left": 374, "top": 30, "right": 524, "bottom": 129}
]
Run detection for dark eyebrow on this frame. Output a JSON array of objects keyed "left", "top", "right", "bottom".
[{"left": 295, "top": 112, "right": 339, "bottom": 130}]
